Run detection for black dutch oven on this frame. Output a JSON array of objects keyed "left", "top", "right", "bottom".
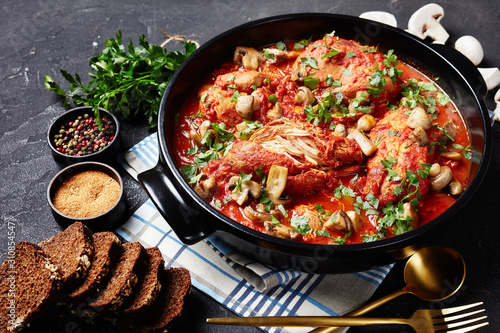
[{"left": 138, "top": 14, "right": 492, "bottom": 274}]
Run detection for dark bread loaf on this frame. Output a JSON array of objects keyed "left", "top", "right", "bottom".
[
  {"left": 0, "top": 242, "right": 61, "bottom": 332},
  {"left": 68, "top": 231, "right": 121, "bottom": 301},
  {"left": 88, "top": 242, "right": 145, "bottom": 312},
  {"left": 38, "top": 222, "right": 94, "bottom": 290},
  {"left": 121, "top": 246, "right": 164, "bottom": 316},
  {"left": 132, "top": 267, "right": 191, "bottom": 333}
]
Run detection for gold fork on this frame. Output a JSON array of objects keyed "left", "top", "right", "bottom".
[{"left": 207, "top": 302, "right": 488, "bottom": 333}]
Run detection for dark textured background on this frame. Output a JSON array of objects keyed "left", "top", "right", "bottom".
[{"left": 1, "top": 0, "right": 499, "bottom": 332}]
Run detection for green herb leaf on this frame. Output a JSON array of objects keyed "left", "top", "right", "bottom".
[
  {"left": 44, "top": 30, "right": 196, "bottom": 128},
  {"left": 290, "top": 215, "right": 311, "bottom": 235},
  {"left": 301, "top": 57, "right": 319, "bottom": 69}
]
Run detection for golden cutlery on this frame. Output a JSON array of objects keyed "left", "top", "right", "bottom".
[
  {"left": 311, "top": 245, "right": 466, "bottom": 333},
  {"left": 207, "top": 302, "right": 488, "bottom": 333}
]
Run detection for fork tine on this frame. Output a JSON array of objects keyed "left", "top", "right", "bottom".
[
  {"left": 440, "top": 321, "right": 489, "bottom": 333},
  {"left": 434, "top": 302, "right": 484, "bottom": 316},
  {"left": 433, "top": 309, "right": 485, "bottom": 324},
  {"left": 433, "top": 315, "right": 487, "bottom": 331}
]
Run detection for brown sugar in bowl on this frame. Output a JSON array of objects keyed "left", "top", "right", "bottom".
[{"left": 48, "top": 162, "right": 126, "bottom": 232}]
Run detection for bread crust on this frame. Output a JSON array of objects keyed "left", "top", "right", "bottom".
[
  {"left": 0, "top": 242, "right": 61, "bottom": 332},
  {"left": 39, "top": 222, "right": 94, "bottom": 290}
]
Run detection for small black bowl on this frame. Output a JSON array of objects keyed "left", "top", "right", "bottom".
[
  {"left": 47, "top": 161, "right": 127, "bottom": 232},
  {"left": 47, "top": 106, "right": 121, "bottom": 166}
]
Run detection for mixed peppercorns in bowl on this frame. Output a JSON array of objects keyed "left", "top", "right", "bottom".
[{"left": 47, "top": 106, "right": 121, "bottom": 166}]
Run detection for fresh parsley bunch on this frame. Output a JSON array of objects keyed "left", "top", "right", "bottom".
[{"left": 44, "top": 30, "right": 196, "bottom": 128}]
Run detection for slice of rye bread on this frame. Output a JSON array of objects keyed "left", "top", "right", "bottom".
[
  {"left": 88, "top": 242, "right": 145, "bottom": 312},
  {"left": 130, "top": 267, "right": 191, "bottom": 333},
  {"left": 68, "top": 231, "right": 121, "bottom": 301},
  {"left": 120, "top": 246, "right": 164, "bottom": 316},
  {"left": 0, "top": 242, "right": 61, "bottom": 332},
  {"left": 38, "top": 222, "right": 94, "bottom": 290}
]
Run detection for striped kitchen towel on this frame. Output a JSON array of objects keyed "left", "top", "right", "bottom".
[{"left": 117, "top": 133, "right": 394, "bottom": 333}]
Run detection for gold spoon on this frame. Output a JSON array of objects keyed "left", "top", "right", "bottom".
[{"left": 309, "top": 245, "right": 466, "bottom": 333}]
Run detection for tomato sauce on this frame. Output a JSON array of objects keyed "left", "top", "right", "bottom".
[{"left": 173, "top": 35, "right": 472, "bottom": 245}]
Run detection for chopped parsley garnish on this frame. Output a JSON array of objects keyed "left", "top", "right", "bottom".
[
  {"left": 321, "top": 48, "right": 343, "bottom": 59},
  {"left": 294, "top": 36, "right": 312, "bottom": 50},
  {"left": 452, "top": 144, "right": 472, "bottom": 160},
  {"left": 316, "top": 229, "right": 331, "bottom": 237},
  {"left": 268, "top": 94, "right": 279, "bottom": 104},
  {"left": 304, "top": 74, "right": 321, "bottom": 90},
  {"left": 381, "top": 156, "right": 400, "bottom": 181},
  {"left": 238, "top": 120, "right": 263, "bottom": 140},
  {"left": 275, "top": 41, "right": 286, "bottom": 51},
  {"left": 262, "top": 48, "right": 275, "bottom": 61},
  {"left": 230, "top": 91, "right": 241, "bottom": 103},
  {"left": 290, "top": 215, "right": 311, "bottom": 235},
  {"left": 301, "top": 57, "right": 319, "bottom": 69},
  {"left": 334, "top": 183, "right": 356, "bottom": 198}
]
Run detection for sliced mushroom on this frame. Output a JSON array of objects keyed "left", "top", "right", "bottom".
[
  {"left": 235, "top": 95, "right": 258, "bottom": 119},
  {"left": 264, "top": 221, "right": 300, "bottom": 240},
  {"left": 266, "top": 165, "right": 288, "bottom": 204},
  {"left": 243, "top": 206, "right": 279, "bottom": 223},
  {"left": 228, "top": 175, "right": 261, "bottom": 205},
  {"left": 407, "top": 106, "right": 432, "bottom": 130},
  {"left": 291, "top": 64, "right": 307, "bottom": 82},
  {"left": 429, "top": 163, "right": 441, "bottom": 177},
  {"left": 267, "top": 101, "right": 283, "bottom": 120},
  {"left": 400, "top": 97, "right": 425, "bottom": 109},
  {"left": 345, "top": 211, "right": 363, "bottom": 232},
  {"left": 359, "top": 11, "right": 397, "bottom": 27},
  {"left": 357, "top": 114, "right": 377, "bottom": 132},
  {"left": 441, "top": 150, "right": 462, "bottom": 161},
  {"left": 347, "top": 129, "right": 377, "bottom": 156},
  {"left": 324, "top": 210, "right": 352, "bottom": 233},
  {"left": 294, "top": 86, "right": 315, "bottom": 105},
  {"left": 402, "top": 202, "right": 419, "bottom": 229},
  {"left": 348, "top": 91, "right": 375, "bottom": 114},
  {"left": 333, "top": 123, "right": 347, "bottom": 137},
  {"left": 430, "top": 165, "right": 453, "bottom": 191},
  {"left": 264, "top": 48, "right": 287, "bottom": 63},
  {"left": 407, "top": 3, "right": 449, "bottom": 44},
  {"left": 438, "top": 120, "right": 457, "bottom": 141},
  {"left": 449, "top": 179, "right": 464, "bottom": 195},
  {"left": 455, "top": 35, "right": 484, "bottom": 66},
  {"left": 194, "top": 177, "right": 216, "bottom": 200},
  {"left": 188, "top": 129, "right": 203, "bottom": 146},
  {"left": 199, "top": 120, "right": 212, "bottom": 137},
  {"left": 234, "top": 47, "right": 263, "bottom": 70},
  {"left": 409, "top": 126, "right": 429, "bottom": 146}
]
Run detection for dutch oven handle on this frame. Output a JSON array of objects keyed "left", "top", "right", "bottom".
[
  {"left": 137, "top": 159, "right": 217, "bottom": 245},
  {"left": 430, "top": 43, "right": 488, "bottom": 98}
]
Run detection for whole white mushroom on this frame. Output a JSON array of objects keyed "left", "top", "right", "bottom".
[
  {"left": 408, "top": 3, "right": 449, "bottom": 44},
  {"left": 478, "top": 68, "right": 500, "bottom": 91},
  {"left": 493, "top": 89, "right": 500, "bottom": 122},
  {"left": 455, "top": 35, "right": 484, "bottom": 66},
  {"left": 359, "top": 11, "right": 397, "bottom": 27}
]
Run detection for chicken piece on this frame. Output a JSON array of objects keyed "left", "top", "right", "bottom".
[
  {"left": 363, "top": 108, "right": 433, "bottom": 205},
  {"left": 200, "top": 86, "right": 244, "bottom": 126},
  {"left": 215, "top": 71, "right": 275, "bottom": 93},
  {"left": 286, "top": 169, "right": 340, "bottom": 196},
  {"left": 291, "top": 36, "right": 400, "bottom": 100},
  {"left": 203, "top": 140, "right": 312, "bottom": 179},
  {"left": 250, "top": 118, "right": 363, "bottom": 168}
]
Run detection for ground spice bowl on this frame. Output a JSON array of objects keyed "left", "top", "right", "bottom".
[
  {"left": 47, "top": 106, "right": 121, "bottom": 166},
  {"left": 47, "top": 161, "right": 126, "bottom": 232}
]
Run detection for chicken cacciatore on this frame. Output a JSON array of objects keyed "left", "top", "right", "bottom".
[{"left": 174, "top": 32, "right": 472, "bottom": 245}]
